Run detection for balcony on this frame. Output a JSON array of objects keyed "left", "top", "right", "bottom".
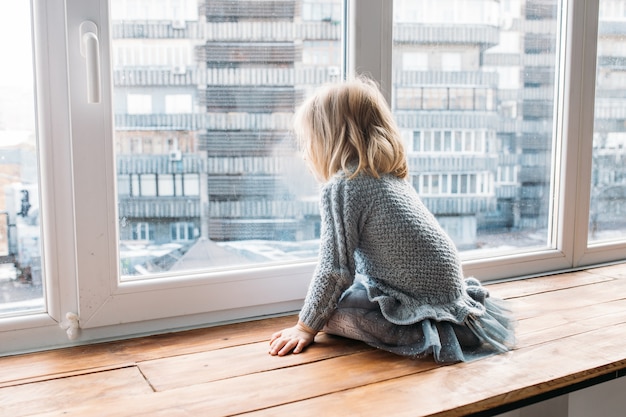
[
  {"left": 393, "top": 71, "right": 498, "bottom": 87},
  {"left": 518, "top": 165, "right": 551, "bottom": 183},
  {"left": 524, "top": 33, "right": 556, "bottom": 55},
  {"left": 522, "top": 54, "right": 557, "bottom": 68},
  {"left": 295, "top": 21, "right": 342, "bottom": 41},
  {"left": 206, "top": 156, "right": 293, "bottom": 175},
  {"left": 200, "top": 86, "right": 302, "bottom": 113},
  {"left": 113, "top": 68, "right": 199, "bottom": 87},
  {"left": 407, "top": 155, "right": 499, "bottom": 172},
  {"left": 208, "top": 199, "right": 319, "bottom": 219},
  {"left": 116, "top": 155, "right": 206, "bottom": 175},
  {"left": 482, "top": 53, "right": 521, "bottom": 67},
  {"left": 525, "top": 0, "right": 558, "bottom": 21},
  {"left": 599, "top": 21, "right": 626, "bottom": 36},
  {"left": 199, "top": 130, "right": 292, "bottom": 156},
  {"left": 112, "top": 20, "right": 203, "bottom": 39},
  {"left": 118, "top": 197, "right": 202, "bottom": 218},
  {"left": 395, "top": 111, "right": 499, "bottom": 131},
  {"left": 208, "top": 217, "right": 309, "bottom": 241},
  {"left": 421, "top": 195, "right": 497, "bottom": 216},
  {"left": 523, "top": 67, "right": 555, "bottom": 86},
  {"left": 495, "top": 184, "right": 520, "bottom": 199},
  {"left": 203, "top": 112, "right": 293, "bottom": 131},
  {"left": 497, "top": 119, "right": 554, "bottom": 135},
  {"left": 204, "top": 22, "right": 295, "bottom": 41},
  {"left": 197, "top": 42, "right": 301, "bottom": 66},
  {"left": 595, "top": 101, "right": 626, "bottom": 120},
  {"left": 393, "top": 24, "right": 500, "bottom": 49},
  {"left": 203, "top": 66, "right": 339, "bottom": 86},
  {"left": 207, "top": 175, "right": 292, "bottom": 198},
  {"left": 522, "top": 100, "right": 554, "bottom": 120},
  {"left": 201, "top": 0, "right": 296, "bottom": 22},
  {"left": 115, "top": 114, "right": 203, "bottom": 131},
  {"left": 519, "top": 133, "right": 553, "bottom": 152}
]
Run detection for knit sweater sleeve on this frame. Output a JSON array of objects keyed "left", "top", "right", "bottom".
[{"left": 298, "top": 176, "right": 360, "bottom": 331}]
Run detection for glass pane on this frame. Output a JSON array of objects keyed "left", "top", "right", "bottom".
[
  {"left": 0, "top": 2, "right": 45, "bottom": 315},
  {"left": 589, "top": 0, "right": 626, "bottom": 243},
  {"left": 392, "top": 0, "right": 560, "bottom": 256},
  {"left": 111, "top": 0, "right": 342, "bottom": 277}
]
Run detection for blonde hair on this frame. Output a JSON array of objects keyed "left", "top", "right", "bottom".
[{"left": 293, "top": 76, "right": 408, "bottom": 182}]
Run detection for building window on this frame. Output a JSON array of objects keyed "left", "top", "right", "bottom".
[
  {"left": 127, "top": 94, "right": 152, "bottom": 114},
  {"left": 441, "top": 52, "right": 462, "bottom": 72},
  {"left": 396, "top": 87, "right": 423, "bottom": 110},
  {"left": 132, "top": 222, "right": 153, "bottom": 241},
  {"left": 165, "top": 94, "right": 192, "bottom": 114},
  {"left": 422, "top": 88, "right": 449, "bottom": 110},
  {"left": 403, "top": 52, "right": 429, "bottom": 71},
  {"left": 171, "top": 222, "right": 196, "bottom": 241}
]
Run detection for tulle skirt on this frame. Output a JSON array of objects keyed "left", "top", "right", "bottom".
[{"left": 322, "top": 279, "right": 515, "bottom": 363}]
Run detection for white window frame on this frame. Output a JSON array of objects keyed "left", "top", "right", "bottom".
[{"left": 1, "top": 0, "right": 625, "bottom": 356}]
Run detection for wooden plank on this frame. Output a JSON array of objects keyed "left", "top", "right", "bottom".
[
  {"left": 0, "top": 367, "right": 153, "bottom": 417},
  {"left": 516, "top": 298, "right": 626, "bottom": 346},
  {"left": 2, "top": 264, "right": 626, "bottom": 417},
  {"left": 24, "top": 273, "right": 626, "bottom": 417},
  {"left": 505, "top": 273, "right": 626, "bottom": 320},
  {"left": 22, "top": 295, "right": 626, "bottom": 417},
  {"left": 138, "top": 333, "right": 373, "bottom": 391},
  {"left": 586, "top": 262, "right": 626, "bottom": 280},
  {"left": 3, "top": 262, "right": 621, "bottom": 386},
  {"left": 0, "top": 315, "right": 296, "bottom": 386},
  {"left": 242, "top": 321, "right": 626, "bottom": 417},
  {"left": 23, "top": 315, "right": 626, "bottom": 417},
  {"left": 486, "top": 269, "right": 615, "bottom": 300},
  {"left": 25, "top": 349, "right": 440, "bottom": 417},
  {"left": 137, "top": 294, "right": 626, "bottom": 394}
]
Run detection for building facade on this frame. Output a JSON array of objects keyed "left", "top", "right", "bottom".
[{"left": 109, "top": 0, "right": 626, "bottom": 273}]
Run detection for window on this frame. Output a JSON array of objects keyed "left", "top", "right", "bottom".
[
  {"left": 589, "top": 2, "right": 626, "bottom": 243},
  {"left": 127, "top": 94, "right": 152, "bottom": 114},
  {"left": 165, "top": 94, "right": 192, "bottom": 114},
  {"left": 396, "top": 87, "right": 422, "bottom": 109},
  {"left": 171, "top": 222, "right": 196, "bottom": 241},
  {"left": 1, "top": 0, "right": 625, "bottom": 356},
  {"left": 441, "top": 52, "right": 462, "bottom": 72},
  {"left": 0, "top": 1, "right": 45, "bottom": 317},
  {"left": 132, "top": 222, "right": 152, "bottom": 241},
  {"left": 402, "top": 52, "right": 428, "bottom": 71},
  {"left": 393, "top": 0, "right": 558, "bottom": 257}
]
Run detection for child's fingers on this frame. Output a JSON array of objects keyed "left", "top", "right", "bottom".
[
  {"left": 293, "top": 339, "right": 307, "bottom": 354},
  {"left": 278, "top": 338, "right": 299, "bottom": 356},
  {"left": 269, "top": 330, "right": 282, "bottom": 344},
  {"left": 269, "top": 336, "right": 292, "bottom": 356}
]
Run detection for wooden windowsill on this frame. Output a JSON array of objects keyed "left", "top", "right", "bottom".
[{"left": 1, "top": 262, "right": 625, "bottom": 416}]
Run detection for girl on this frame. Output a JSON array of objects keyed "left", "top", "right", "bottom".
[{"left": 269, "top": 77, "right": 514, "bottom": 363}]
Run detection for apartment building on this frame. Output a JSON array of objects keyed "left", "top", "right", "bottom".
[{"left": 88, "top": 0, "right": 626, "bottom": 271}]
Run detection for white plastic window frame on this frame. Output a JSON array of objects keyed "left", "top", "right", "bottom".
[{"left": 1, "top": 0, "right": 624, "bottom": 356}]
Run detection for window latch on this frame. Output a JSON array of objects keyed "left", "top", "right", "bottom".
[{"left": 79, "top": 21, "right": 101, "bottom": 104}]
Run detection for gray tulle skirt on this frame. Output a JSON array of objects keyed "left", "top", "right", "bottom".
[{"left": 322, "top": 279, "right": 515, "bottom": 364}]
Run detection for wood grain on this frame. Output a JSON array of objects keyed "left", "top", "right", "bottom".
[
  {"left": 0, "top": 367, "right": 153, "bottom": 417},
  {"left": 0, "top": 262, "right": 624, "bottom": 417},
  {"left": 138, "top": 333, "right": 373, "bottom": 391},
  {"left": 0, "top": 314, "right": 296, "bottom": 387}
]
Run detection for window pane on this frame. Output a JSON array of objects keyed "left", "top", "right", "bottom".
[
  {"left": 589, "top": 0, "right": 626, "bottom": 243},
  {"left": 112, "top": 0, "right": 342, "bottom": 277},
  {"left": 0, "top": 2, "right": 45, "bottom": 316},
  {"left": 393, "top": 0, "right": 559, "bottom": 254}
]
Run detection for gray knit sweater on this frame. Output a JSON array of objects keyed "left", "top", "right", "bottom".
[{"left": 299, "top": 170, "right": 487, "bottom": 332}]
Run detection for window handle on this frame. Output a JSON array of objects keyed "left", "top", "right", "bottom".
[{"left": 79, "top": 21, "right": 101, "bottom": 104}]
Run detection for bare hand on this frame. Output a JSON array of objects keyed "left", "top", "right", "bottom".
[{"left": 269, "top": 322, "right": 317, "bottom": 356}]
